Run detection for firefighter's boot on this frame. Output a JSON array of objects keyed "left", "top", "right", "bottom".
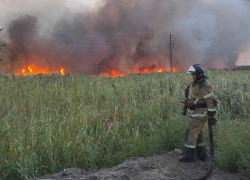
[
  {"left": 196, "top": 146, "right": 208, "bottom": 161},
  {"left": 179, "top": 147, "right": 195, "bottom": 162}
]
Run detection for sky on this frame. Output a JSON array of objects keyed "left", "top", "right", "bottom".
[{"left": 0, "top": 0, "right": 99, "bottom": 25}]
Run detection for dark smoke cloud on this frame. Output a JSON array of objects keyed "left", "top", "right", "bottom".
[
  {"left": 3, "top": 0, "right": 250, "bottom": 74},
  {"left": 8, "top": 16, "right": 38, "bottom": 70}
]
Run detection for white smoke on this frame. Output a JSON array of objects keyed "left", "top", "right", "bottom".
[{"left": 177, "top": 0, "right": 250, "bottom": 67}]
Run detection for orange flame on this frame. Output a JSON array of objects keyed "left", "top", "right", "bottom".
[
  {"left": 157, "top": 68, "right": 163, "bottom": 73},
  {"left": 60, "top": 68, "right": 65, "bottom": 76},
  {"left": 13, "top": 60, "right": 177, "bottom": 77},
  {"left": 92, "top": 66, "right": 177, "bottom": 77},
  {"left": 15, "top": 64, "right": 49, "bottom": 76},
  {"left": 14, "top": 62, "right": 65, "bottom": 76}
]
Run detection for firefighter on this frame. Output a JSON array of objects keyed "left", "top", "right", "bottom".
[{"left": 179, "top": 64, "right": 217, "bottom": 162}]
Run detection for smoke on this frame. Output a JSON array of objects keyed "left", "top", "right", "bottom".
[
  {"left": 177, "top": 0, "right": 250, "bottom": 67},
  {"left": 2, "top": 0, "right": 250, "bottom": 74},
  {"left": 7, "top": 16, "right": 38, "bottom": 70}
]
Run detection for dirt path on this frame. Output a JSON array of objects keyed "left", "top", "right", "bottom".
[{"left": 30, "top": 149, "right": 249, "bottom": 180}]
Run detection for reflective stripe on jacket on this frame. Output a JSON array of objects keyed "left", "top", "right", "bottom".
[{"left": 188, "top": 78, "right": 216, "bottom": 118}]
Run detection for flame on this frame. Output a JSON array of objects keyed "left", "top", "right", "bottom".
[
  {"left": 15, "top": 64, "right": 49, "bottom": 76},
  {"left": 157, "top": 68, "right": 163, "bottom": 73},
  {"left": 92, "top": 66, "right": 177, "bottom": 77},
  {"left": 60, "top": 68, "right": 65, "bottom": 76},
  {"left": 14, "top": 61, "right": 65, "bottom": 76},
  {"left": 13, "top": 60, "right": 177, "bottom": 77}
]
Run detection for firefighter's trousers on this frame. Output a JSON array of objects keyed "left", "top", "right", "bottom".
[{"left": 185, "top": 116, "right": 207, "bottom": 148}]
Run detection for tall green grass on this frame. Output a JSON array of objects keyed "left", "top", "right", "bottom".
[{"left": 0, "top": 71, "right": 249, "bottom": 179}]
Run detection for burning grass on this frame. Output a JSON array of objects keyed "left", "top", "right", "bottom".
[{"left": 0, "top": 71, "right": 249, "bottom": 179}]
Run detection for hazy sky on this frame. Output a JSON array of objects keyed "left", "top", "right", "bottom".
[{"left": 0, "top": 0, "right": 99, "bottom": 25}]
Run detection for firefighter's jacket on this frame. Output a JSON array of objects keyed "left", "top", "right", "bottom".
[{"left": 188, "top": 78, "right": 217, "bottom": 118}]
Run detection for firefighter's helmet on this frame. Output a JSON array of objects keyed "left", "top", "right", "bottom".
[{"left": 187, "top": 64, "right": 205, "bottom": 79}]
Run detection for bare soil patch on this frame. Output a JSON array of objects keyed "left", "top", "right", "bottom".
[{"left": 30, "top": 149, "right": 249, "bottom": 180}]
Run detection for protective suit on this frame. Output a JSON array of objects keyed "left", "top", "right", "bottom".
[{"left": 179, "top": 64, "right": 217, "bottom": 162}]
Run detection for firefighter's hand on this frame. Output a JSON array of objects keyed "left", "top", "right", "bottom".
[{"left": 208, "top": 116, "right": 217, "bottom": 125}]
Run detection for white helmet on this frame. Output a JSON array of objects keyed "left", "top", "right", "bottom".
[{"left": 187, "top": 64, "right": 205, "bottom": 78}]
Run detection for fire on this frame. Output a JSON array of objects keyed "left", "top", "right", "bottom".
[
  {"left": 15, "top": 64, "right": 49, "bottom": 76},
  {"left": 157, "top": 68, "right": 163, "bottom": 73},
  {"left": 60, "top": 68, "right": 65, "bottom": 76},
  {"left": 100, "top": 70, "right": 126, "bottom": 77},
  {"left": 13, "top": 61, "right": 177, "bottom": 77},
  {"left": 14, "top": 62, "right": 66, "bottom": 76},
  {"left": 92, "top": 66, "right": 178, "bottom": 77}
]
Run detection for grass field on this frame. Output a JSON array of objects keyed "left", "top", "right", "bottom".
[{"left": 0, "top": 70, "right": 249, "bottom": 179}]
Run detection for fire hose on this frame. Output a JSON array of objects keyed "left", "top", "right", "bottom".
[{"left": 195, "top": 119, "right": 214, "bottom": 180}]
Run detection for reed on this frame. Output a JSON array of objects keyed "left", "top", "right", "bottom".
[{"left": 0, "top": 70, "right": 249, "bottom": 179}]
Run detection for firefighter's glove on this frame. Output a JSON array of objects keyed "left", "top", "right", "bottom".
[{"left": 208, "top": 116, "right": 217, "bottom": 126}]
